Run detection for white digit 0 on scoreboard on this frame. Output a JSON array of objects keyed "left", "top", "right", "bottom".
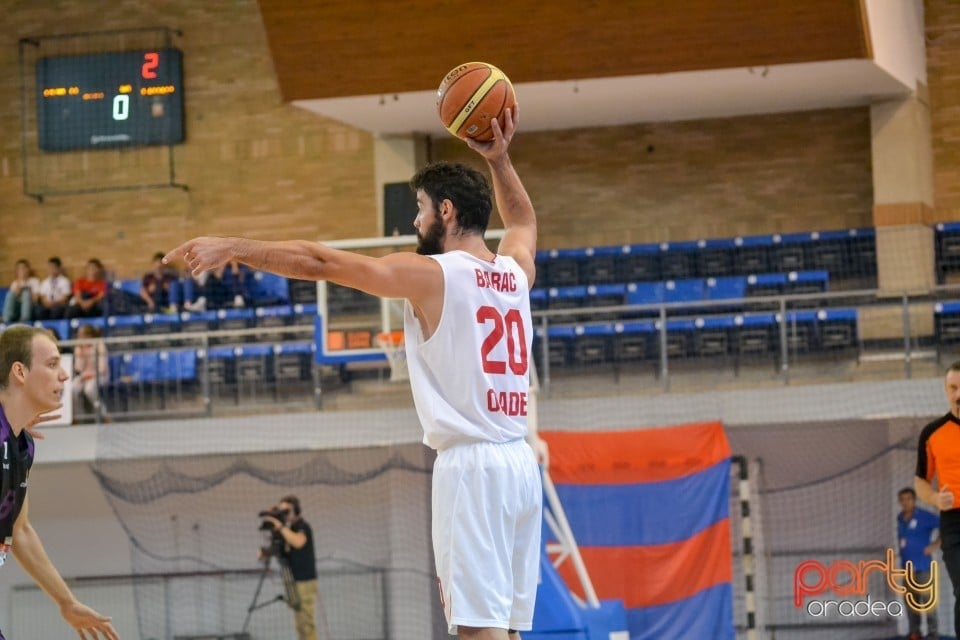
[{"left": 112, "top": 93, "right": 129, "bottom": 121}]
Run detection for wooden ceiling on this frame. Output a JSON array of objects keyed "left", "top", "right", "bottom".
[{"left": 258, "top": 0, "right": 871, "bottom": 102}]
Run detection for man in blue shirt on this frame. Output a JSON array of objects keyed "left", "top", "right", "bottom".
[{"left": 899, "top": 487, "right": 941, "bottom": 640}]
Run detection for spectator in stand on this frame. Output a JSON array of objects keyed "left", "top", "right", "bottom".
[
  {"left": 72, "top": 324, "right": 110, "bottom": 422},
  {"left": 36, "top": 257, "right": 72, "bottom": 321},
  {"left": 140, "top": 252, "right": 180, "bottom": 314},
  {"left": 67, "top": 259, "right": 108, "bottom": 319},
  {"left": 185, "top": 260, "right": 250, "bottom": 312},
  {"left": 2, "top": 259, "right": 39, "bottom": 324}
]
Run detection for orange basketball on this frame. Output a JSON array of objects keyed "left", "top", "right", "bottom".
[{"left": 437, "top": 62, "right": 516, "bottom": 142}]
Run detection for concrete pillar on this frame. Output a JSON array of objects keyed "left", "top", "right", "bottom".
[{"left": 870, "top": 93, "right": 936, "bottom": 293}]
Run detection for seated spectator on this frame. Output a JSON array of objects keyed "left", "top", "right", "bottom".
[
  {"left": 73, "top": 324, "right": 110, "bottom": 422},
  {"left": 140, "top": 252, "right": 179, "bottom": 314},
  {"left": 2, "top": 259, "right": 39, "bottom": 323},
  {"left": 67, "top": 259, "right": 108, "bottom": 319},
  {"left": 185, "top": 260, "right": 250, "bottom": 311},
  {"left": 36, "top": 256, "right": 72, "bottom": 320}
]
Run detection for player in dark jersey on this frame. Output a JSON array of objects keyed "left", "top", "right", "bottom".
[{"left": 0, "top": 325, "right": 119, "bottom": 639}]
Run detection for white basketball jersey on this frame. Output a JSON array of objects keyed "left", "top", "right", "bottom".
[{"left": 404, "top": 250, "right": 533, "bottom": 450}]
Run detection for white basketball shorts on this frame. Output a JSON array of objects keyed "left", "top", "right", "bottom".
[{"left": 432, "top": 438, "right": 543, "bottom": 634}]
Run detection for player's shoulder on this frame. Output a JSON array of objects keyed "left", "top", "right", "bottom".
[
  {"left": 919, "top": 412, "right": 955, "bottom": 442},
  {"left": 495, "top": 252, "right": 533, "bottom": 288}
]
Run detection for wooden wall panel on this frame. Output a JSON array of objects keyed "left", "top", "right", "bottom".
[
  {"left": 259, "top": 0, "right": 870, "bottom": 101},
  {"left": 928, "top": 0, "right": 960, "bottom": 221}
]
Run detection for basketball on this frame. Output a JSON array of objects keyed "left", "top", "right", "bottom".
[{"left": 437, "top": 62, "right": 516, "bottom": 142}]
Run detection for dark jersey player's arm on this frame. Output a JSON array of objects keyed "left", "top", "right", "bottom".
[{"left": 12, "top": 496, "right": 80, "bottom": 609}]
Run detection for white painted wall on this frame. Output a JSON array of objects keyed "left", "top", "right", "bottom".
[{"left": 865, "top": 0, "right": 927, "bottom": 90}]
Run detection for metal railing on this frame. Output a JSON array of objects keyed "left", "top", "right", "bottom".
[
  {"left": 531, "top": 283, "right": 960, "bottom": 395},
  {"left": 48, "top": 283, "right": 960, "bottom": 423}
]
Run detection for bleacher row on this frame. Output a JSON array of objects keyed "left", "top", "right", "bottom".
[
  {"left": 6, "top": 224, "right": 960, "bottom": 390},
  {"left": 533, "top": 228, "right": 877, "bottom": 288}
]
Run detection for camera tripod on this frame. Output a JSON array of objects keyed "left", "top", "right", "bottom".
[{"left": 241, "top": 554, "right": 301, "bottom": 634}]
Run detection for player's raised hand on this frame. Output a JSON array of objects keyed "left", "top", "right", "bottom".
[
  {"left": 164, "top": 237, "right": 234, "bottom": 277},
  {"left": 24, "top": 409, "right": 63, "bottom": 440},
  {"left": 465, "top": 106, "right": 518, "bottom": 160},
  {"left": 60, "top": 600, "right": 119, "bottom": 640}
]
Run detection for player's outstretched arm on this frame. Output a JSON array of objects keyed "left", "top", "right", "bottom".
[
  {"left": 465, "top": 107, "right": 537, "bottom": 284},
  {"left": 12, "top": 497, "right": 120, "bottom": 640},
  {"left": 164, "top": 237, "right": 441, "bottom": 302}
]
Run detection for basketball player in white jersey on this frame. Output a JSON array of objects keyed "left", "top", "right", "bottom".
[{"left": 165, "top": 107, "right": 544, "bottom": 639}]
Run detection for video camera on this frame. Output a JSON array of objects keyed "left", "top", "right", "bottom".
[
  {"left": 258, "top": 506, "right": 290, "bottom": 532},
  {"left": 258, "top": 506, "right": 291, "bottom": 560}
]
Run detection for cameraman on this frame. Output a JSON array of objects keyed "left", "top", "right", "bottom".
[{"left": 262, "top": 495, "right": 318, "bottom": 640}]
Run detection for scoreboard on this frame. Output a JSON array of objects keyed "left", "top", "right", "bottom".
[{"left": 36, "top": 48, "right": 184, "bottom": 151}]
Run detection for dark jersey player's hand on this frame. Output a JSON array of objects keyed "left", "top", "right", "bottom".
[
  {"left": 60, "top": 600, "right": 119, "bottom": 640},
  {"left": 24, "top": 410, "right": 62, "bottom": 440}
]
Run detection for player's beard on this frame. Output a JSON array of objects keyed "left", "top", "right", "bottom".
[{"left": 416, "top": 216, "right": 445, "bottom": 255}]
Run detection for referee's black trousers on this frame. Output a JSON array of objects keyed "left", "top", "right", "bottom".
[{"left": 940, "top": 510, "right": 960, "bottom": 635}]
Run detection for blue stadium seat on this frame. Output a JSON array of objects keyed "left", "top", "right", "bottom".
[
  {"left": 659, "top": 241, "right": 698, "bottom": 280},
  {"left": 692, "top": 315, "right": 735, "bottom": 358},
  {"left": 780, "top": 309, "right": 818, "bottom": 353},
  {"left": 612, "top": 320, "right": 657, "bottom": 363},
  {"left": 732, "top": 313, "right": 777, "bottom": 368},
  {"left": 696, "top": 238, "right": 736, "bottom": 277},
  {"left": 179, "top": 310, "right": 218, "bottom": 335},
  {"left": 120, "top": 352, "right": 161, "bottom": 383},
  {"left": 157, "top": 349, "right": 197, "bottom": 381},
  {"left": 615, "top": 243, "right": 660, "bottom": 283},
  {"left": 288, "top": 278, "right": 318, "bottom": 304},
  {"left": 533, "top": 324, "right": 576, "bottom": 368},
  {"left": 112, "top": 279, "right": 142, "bottom": 298},
  {"left": 235, "top": 344, "right": 274, "bottom": 399},
  {"left": 0, "top": 287, "right": 7, "bottom": 309},
  {"left": 937, "top": 222, "right": 960, "bottom": 283},
  {"left": 250, "top": 271, "right": 290, "bottom": 306},
  {"left": 547, "top": 286, "right": 587, "bottom": 311},
  {"left": 291, "top": 303, "right": 318, "bottom": 327},
  {"left": 33, "top": 319, "right": 69, "bottom": 341},
  {"left": 530, "top": 289, "right": 548, "bottom": 312},
  {"left": 809, "top": 230, "right": 849, "bottom": 279},
  {"left": 772, "top": 233, "right": 808, "bottom": 272},
  {"left": 705, "top": 277, "right": 747, "bottom": 302},
  {"left": 625, "top": 282, "right": 665, "bottom": 307},
  {"left": 106, "top": 314, "right": 144, "bottom": 339},
  {"left": 69, "top": 317, "right": 107, "bottom": 338},
  {"left": 586, "top": 284, "right": 627, "bottom": 321},
  {"left": 663, "top": 279, "right": 705, "bottom": 304},
  {"left": 785, "top": 270, "right": 829, "bottom": 308},
  {"left": 745, "top": 273, "right": 786, "bottom": 299},
  {"left": 733, "top": 235, "right": 774, "bottom": 276},
  {"left": 936, "top": 301, "right": 960, "bottom": 351},
  {"left": 255, "top": 304, "right": 293, "bottom": 337},
  {"left": 579, "top": 246, "right": 619, "bottom": 284},
  {"left": 570, "top": 323, "right": 612, "bottom": 365},
  {"left": 817, "top": 308, "right": 858, "bottom": 350},
  {"left": 213, "top": 308, "right": 255, "bottom": 344},
  {"left": 141, "top": 312, "right": 180, "bottom": 348},
  {"left": 543, "top": 248, "right": 584, "bottom": 287}
]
